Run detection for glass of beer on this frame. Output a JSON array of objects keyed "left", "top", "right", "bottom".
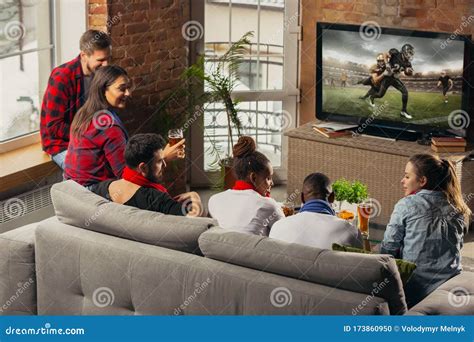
[
  {"left": 168, "top": 128, "right": 183, "bottom": 146},
  {"left": 357, "top": 201, "right": 372, "bottom": 238}
]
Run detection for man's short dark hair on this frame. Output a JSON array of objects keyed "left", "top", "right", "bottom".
[
  {"left": 125, "top": 133, "right": 166, "bottom": 168},
  {"left": 303, "top": 172, "right": 332, "bottom": 199},
  {"left": 80, "top": 30, "right": 111, "bottom": 55}
]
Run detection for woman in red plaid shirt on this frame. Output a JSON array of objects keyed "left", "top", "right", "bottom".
[
  {"left": 64, "top": 65, "right": 131, "bottom": 187},
  {"left": 64, "top": 66, "right": 185, "bottom": 187}
]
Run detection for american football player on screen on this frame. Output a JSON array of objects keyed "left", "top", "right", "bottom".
[
  {"left": 358, "top": 53, "right": 387, "bottom": 107},
  {"left": 369, "top": 43, "right": 415, "bottom": 119}
]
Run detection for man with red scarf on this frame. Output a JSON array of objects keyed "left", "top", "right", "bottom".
[{"left": 92, "top": 133, "right": 202, "bottom": 217}]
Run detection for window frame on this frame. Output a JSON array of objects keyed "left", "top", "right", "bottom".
[
  {"left": 1, "top": 0, "right": 56, "bottom": 153},
  {"left": 189, "top": 0, "right": 300, "bottom": 187}
]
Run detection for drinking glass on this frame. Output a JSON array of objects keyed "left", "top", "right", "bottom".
[{"left": 168, "top": 128, "right": 183, "bottom": 146}]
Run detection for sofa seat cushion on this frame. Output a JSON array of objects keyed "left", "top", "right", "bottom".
[
  {"left": 51, "top": 180, "right": 217, "bottom": 254},
  {"left": 406, "top": 272, "right": 474, "bottom": 315},
  {"left": 199, "top": 227, "right": 407, "bottom": 315}
]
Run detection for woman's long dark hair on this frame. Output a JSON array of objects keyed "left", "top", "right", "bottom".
[
  {"left": 409, "top": 154, "right": 471, "bottom": 224},
  {"left": 71, "top": 65, "right": 129, "bottom": 137}
]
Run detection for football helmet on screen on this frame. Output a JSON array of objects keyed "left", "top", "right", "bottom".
[{"left": 401, "top": 44, "right": 415, "bottom": 61}]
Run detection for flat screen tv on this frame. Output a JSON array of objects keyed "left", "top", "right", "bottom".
[{"left": 316, "top": 22, "right": 473, "bottom": 140}]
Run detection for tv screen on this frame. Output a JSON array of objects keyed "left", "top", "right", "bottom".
[{"left": 316, "top": 22, "right": 472, "bottom": 135}]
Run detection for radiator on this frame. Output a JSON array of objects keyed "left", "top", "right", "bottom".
[{"left": 0, "top": 185, "right": 54, "bottom": 233}]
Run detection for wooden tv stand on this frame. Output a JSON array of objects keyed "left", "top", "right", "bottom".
[{"left": 285, "top": 122, "right": 474, "bottom": 227}]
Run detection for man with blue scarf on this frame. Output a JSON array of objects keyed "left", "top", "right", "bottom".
[{"left": 270, "top": 173, "right": 362, "bottom": 249}]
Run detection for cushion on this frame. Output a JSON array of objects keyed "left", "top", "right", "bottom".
[
  {"left": 198, "top": 227, "right": 407, "bottom": 315},
  {"left": 332, "top": 243, "right": 417, "bottom": 286},
  {"left": 51, "top": 180, "right": 217, "bottom": 254}
]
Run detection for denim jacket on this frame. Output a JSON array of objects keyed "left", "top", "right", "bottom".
[{"left": 380, "top": 190, "right": 465, "bottom": 306}]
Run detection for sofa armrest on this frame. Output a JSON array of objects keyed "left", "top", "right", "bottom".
[
  {"left": 406, "top": 272, "right": 474, "bottom": 315},
  {"left": 0, "top": 222, "right": 39, "bottom": 315}
]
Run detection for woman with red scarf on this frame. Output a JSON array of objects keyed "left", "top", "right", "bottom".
[
  {"left": 92, "top": 133, "right": 202, "bottom": 217},
  {"left": 208, "top": 136, "right": 284, "bottom": 235}
]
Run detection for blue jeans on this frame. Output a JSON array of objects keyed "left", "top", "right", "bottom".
[{"left": 51, "top": 150, "right": 67, "bottom": 170}]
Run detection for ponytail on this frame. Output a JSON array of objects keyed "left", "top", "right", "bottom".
[
  {"left": 409, "top": 154, "right": 472, "bottom": 225},
  {"left": 441, "top": 159, "right": 471, "bottom": 225}
]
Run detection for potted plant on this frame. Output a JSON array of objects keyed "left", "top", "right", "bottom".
[
  {"left": 182, "top": 31, "right": 254, "bottom": 189},
  {"left": 333, "top": 178, "right": 374, "bottom": 236},
  {"left": 332, "top": 178, "right": 369, "bottom": 211}
]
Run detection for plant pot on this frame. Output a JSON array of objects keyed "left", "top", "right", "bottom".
[{"left": 336, "top": 201, "right": 358, "bottom": 214}]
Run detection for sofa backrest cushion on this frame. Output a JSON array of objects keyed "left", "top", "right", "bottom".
[
  {"left": 51, "top": 180, "right": 217, "bottom": 254},
  {"left": 198, "top": 227, "right": 407, "bottom": 315},
  {"left": 35, "top": 221, "right": 391, "bottom": 315}
]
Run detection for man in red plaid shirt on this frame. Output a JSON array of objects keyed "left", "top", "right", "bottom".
[{"left": 40, "top": 30, "right": 111, "bottom": 169}]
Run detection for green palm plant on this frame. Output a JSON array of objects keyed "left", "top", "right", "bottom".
[{"left": 182, "top": 31, "right": 254, "bottom": 150}]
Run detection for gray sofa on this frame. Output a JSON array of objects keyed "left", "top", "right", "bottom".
[{"left": 1, "top": 180, "right": 473, "bottom": 316}]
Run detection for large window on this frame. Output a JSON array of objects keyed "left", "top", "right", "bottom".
[
  {"left": 0, "top": 0, "right": 54, "bottom": 143},
  {"left": 190, "top": 0, "right": 299, "bottom": 184}
]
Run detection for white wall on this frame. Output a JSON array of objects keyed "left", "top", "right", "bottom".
[{"left": 56, "top": 0, "right": 87, "bottom": 64}]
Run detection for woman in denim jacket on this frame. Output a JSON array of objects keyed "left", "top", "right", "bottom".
[{"left": 381, "top": 154, "right": 471, "bottom": 307}]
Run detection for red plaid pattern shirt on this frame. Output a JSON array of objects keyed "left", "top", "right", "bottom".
[
  {"left": 40, "top": 55, "right": 84, "bottom": 155},
  {"left": 64, "top": 111, "right": 128, "bottom": 186}
]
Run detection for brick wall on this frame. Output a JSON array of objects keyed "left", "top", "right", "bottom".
[
  {"left": 300, "top": 0, "right": 474, "bottom": 124},
  {"left": 88, "top": 0, "right": 191, "bottom": 194}
]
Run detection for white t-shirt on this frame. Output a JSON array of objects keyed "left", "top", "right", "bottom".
[
  {"left": 269, "top": 211, "right": 363, "bottom": 249},
  {"left": 208, "top": 189, "right": 285, "bottom": 236}
]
